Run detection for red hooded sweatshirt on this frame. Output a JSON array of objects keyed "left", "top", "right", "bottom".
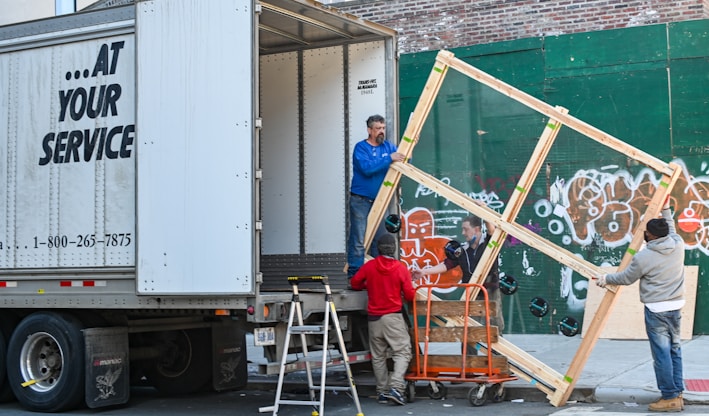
[{"left": 350, "top": 256, "right": 416, "bottom": 317}]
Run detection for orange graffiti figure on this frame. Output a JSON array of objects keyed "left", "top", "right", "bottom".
[{"left": 399, "top": 208, "right": 462, "bottom": 286}]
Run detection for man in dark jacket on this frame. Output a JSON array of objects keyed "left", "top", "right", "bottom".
[
  {"left": 412, "top": 200, "right": 503, "bottom": 331},
  {"left": 350, "top": 234, "right": 415, "bottom": 405},
  {"left": 596, "top": 198, "right": 685, "bottom": 412}
]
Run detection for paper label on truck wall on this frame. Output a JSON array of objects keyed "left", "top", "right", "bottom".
[{"left": 0, "top": 35, "right": 135, "bottom": 269}]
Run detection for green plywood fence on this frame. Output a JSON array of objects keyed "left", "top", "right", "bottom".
[{"left": 398, "top": 20, "right": 709, "bottom": 335}]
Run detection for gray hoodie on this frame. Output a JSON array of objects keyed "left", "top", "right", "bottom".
[{"left": 605, "top": 207, "right": 685, "bottom": 304}]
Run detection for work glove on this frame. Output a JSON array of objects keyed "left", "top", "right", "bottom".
[{"left": 595, "top": 274, "right": 607, "bottom": 288}]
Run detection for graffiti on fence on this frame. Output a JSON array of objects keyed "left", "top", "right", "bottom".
[{"left": 401, "top": 159, "right": 708, "bottom": 311}]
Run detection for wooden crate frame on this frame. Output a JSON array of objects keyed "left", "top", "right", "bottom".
[{"left": 364, "top": 50, "right": 683, "bottom": 406}]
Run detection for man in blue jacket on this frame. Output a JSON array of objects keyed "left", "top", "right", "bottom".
[
  {"left": 346, "top": 115, "right": 404, "bottom": 280},
  {"left": 596, "top": 198, "right": 685, "bottom": 412}
]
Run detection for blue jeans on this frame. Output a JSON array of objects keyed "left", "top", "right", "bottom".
[
  {"left": 645, "top": 306, "right": 683, "bottom": 399},
  {"left": 347, "top": 195, "right": 385, "bottom": 278}
]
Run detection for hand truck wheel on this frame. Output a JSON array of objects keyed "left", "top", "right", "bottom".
[
  {"left": 426, "top": 381, "right": 447, "bottom": 400},
  {"left": 490, "top": 383, "right": 504, "bottom": 403},
  {"left": 468, "top": 383, "right": 487, "bottom": 406},
  {"left": 406, "top": 381, "right": 416, "bottom": 403}
]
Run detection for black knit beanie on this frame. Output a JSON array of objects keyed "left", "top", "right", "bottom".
[{"left": 646, "top": 218, "right": 669, "bottom": 238}]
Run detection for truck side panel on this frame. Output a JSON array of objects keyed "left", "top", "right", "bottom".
[
  {"left": 135, "top": 0, "right": 254, "bottom": 295},
  {"left": 0, "top": 32, "right": 135, "bottom": 269}
]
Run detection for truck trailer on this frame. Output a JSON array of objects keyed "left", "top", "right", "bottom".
[{"left": 0, "top": 0, "right": 398, "bottom": 411}]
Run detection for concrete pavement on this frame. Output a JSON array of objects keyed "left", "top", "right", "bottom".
[
  {"left": 499, "top": 334, "right": 709, "bottom": 405},
  {"left": 247, "top": 334, "right": 709, "bottom": 405}
]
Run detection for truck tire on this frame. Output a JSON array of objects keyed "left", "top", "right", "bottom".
[
  {"left": 145, "top": 329, "right": 211, "bottom": 394},
  {"left": 6, "top": 312, "right": 85, "bottom": 412}
]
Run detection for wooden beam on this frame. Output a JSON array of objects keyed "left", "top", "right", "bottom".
[
  {"left": 362, "top": 51, "right": 454, "bottom": 253},
  {"left": 549, "top": 162, "right": 683, "bottom": 406},
  {"left": 436, "top": 53, "right": 675, "bottom": 177},
  {"left": 392, "top": 162, "right": 609, "bottom": 280},
  {"left": 380, "top": 50, "right": 683, "bottom": 407},
  {"left": 466, "top": 107, "right": 569, "bottom": 301}
]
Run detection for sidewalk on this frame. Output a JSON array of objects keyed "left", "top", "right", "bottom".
[
  {"left": 247, "top": 334, "right": 709, "bottom": 405},
  {"left": 501, "top": 334, "right": 709, "bottom": 405}
]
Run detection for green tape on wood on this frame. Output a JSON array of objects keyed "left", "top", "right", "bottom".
[
  {"left": 402, "top": 136, "right": 412, "bottom": 143},
  {"left": 383, "top": 181, "right": 394, "bottom": 187},
  {"left": 547, "top": 122, "right": 560, "bottom": 130},
  {"left": 627, "top": 248, "right": 637, "bottom": 255},
  {"left": 488, "top": 240, "right": 499, "bottom": 248},
  {"left": 515, "top": 185, "right": 526, "bottom": 193},
  {"left": 659, "top": 180, "right": 669, "bottom": 188},
  {"left": 564, "top": 375, "right": 573, "bottom": 383},
  {"left": 434, "top": 66, "right": 443, "bottom": 73}
]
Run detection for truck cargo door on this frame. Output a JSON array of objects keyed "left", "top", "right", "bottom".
[{"left": 135, "top": 0, "right": 254, "bottom": 294}]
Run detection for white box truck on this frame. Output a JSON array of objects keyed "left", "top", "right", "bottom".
[{"left": 0, "top": 0, "right": 398, "bottom": 411}]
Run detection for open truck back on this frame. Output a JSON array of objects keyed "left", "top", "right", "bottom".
[{"left": 0, "top": 0, "right": 397, "bottom": 411}]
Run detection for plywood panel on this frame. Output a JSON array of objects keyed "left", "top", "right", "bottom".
[{"left": 582, "top": 266, "right": 698, "bottom": 340}]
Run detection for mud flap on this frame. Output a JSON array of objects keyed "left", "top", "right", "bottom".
[
  {"left": 83, "top": 327, "right": 130, "bottom": 408},
  {"left": 211, "top": 320, "right": 247, "bottom": 391}
]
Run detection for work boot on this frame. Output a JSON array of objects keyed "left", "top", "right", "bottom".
[{"left": 648, "top": 396, "right": 682, "bottom": 412}]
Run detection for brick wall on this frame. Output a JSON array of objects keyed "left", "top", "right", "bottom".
[{"left": 335, "top": 0, "right": 706, "bottom": 53}]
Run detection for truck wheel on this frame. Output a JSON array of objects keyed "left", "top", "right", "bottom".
[
  {"left": 145, "top": 329, "right": 211, "bottom": 394},
  {"left": 7, "top": 312, "right": 85, "bottom": 412}
]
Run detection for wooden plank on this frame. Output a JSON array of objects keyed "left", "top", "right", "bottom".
[
  {"left": 466, "top": 108, "right": 568, "bottom": 300},
  {"left": 414, "top": 355, "right": 510, "bottom": 375},
  {"left": 549, "top": 163, "right": 683, "bottom": 406},
  {"left": 413, "top": 288, "right": 564, "bottom": 397},
  {"left": 437, "top": 52, "right": 674, "bottom": 177},
  {"left": 362, "top": 51, "right": 453, "bottom": 254},
  {"left": 393, "top": 163, "right": 610, "bottom": 281},
  {"left": 413, "top": 326, "right": 498, "bottom": 343},
  {"left": 582, "top": 266, "right": 698, "bottom": 340},
  {"left": 414, "top": 300, "right": 494, "bottom": 317}
]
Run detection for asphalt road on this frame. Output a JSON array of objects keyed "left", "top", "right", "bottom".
[{"left": 1, "top": 387, "right": 708, "bottom": 416}]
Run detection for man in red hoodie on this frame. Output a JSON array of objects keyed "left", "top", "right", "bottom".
[{"left": 350, "top": 234, "right": 416, "bottom": 405}]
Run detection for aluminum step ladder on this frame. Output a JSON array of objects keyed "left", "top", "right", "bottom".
[{"left": 259, "top": 275, "right": 364, "bottom": 416}]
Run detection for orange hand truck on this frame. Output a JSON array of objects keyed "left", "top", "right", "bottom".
[{"left": 404, "top": 283, "right": 517, "bottom": 406}]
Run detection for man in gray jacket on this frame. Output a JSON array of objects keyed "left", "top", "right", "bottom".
[{"left": 596, "top": 198, "right": 685, "bottom": 412}]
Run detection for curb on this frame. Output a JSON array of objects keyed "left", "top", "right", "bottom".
[{"left": 249, "top": 375, "right": 709, "bottom": 405}]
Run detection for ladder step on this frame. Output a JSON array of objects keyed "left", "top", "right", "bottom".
[
  {"left": 298, "top": 353, "right": 342, "bottom": 362},
  {"left": 277, "top": 399, "right": 321, "bottom": 406},
  {"left": 312, "top": 385, "right": 353, "bottom": 392},
  {"left": 289, "top": 325, "right": 325, "bottom": 334}
]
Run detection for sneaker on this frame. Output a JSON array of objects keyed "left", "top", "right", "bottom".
[
  {"left": 648, "top": 396, "right": 682, "bottom": 412},
  {"left": 387, "top": 388, "right": 406, "bottom": 405},
  {"left": 377, "top": 394, "right": 389, "bottom": 404}
]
